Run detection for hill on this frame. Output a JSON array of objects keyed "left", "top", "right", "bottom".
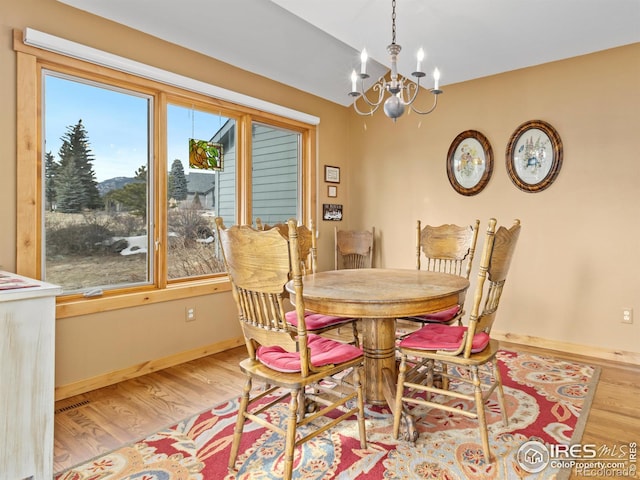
[{"left": 97, "top": 176, "right": 136, "bottom": 195}]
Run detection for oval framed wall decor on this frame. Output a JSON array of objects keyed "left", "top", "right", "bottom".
[
  {"left": 506, "top": 119, "right": 563, "bottom": 192},
  {"left": 446, "top": 130, "right": 494, "bottom": 196}
]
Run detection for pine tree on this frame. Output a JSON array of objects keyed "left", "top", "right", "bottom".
[
  {"left": 57, "top": 119, "right": 102, "bottom": 211},
  {"left": 169, "top": 159, "right": 188, "bottom": 201},
  {"left": 44, "top": 151, "right": 58, "bottom": 211},
  {"left": 55, "top": 158, "right": 84, "bottom": 213}
]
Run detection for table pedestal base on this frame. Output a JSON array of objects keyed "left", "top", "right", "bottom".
[
  {"left": 361, "top": 317, "right": 396, "bottom": 405},
  {"left": 360, "top": 317, "right": 417, "bottom": 441}
]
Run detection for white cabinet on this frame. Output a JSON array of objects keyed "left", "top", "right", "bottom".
[{"left": 0, "top": 272, "right": 61, "bottom": 480}]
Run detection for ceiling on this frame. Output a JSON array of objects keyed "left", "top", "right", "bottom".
[{"left": 58, "top": 0, "right": 640, "bottom": 107}]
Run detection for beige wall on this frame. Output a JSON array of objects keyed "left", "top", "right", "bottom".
[
  {"left": 2, "top": 0, "right": 639, "bottom": 393},
  {"left": 1, "top": 0, "right": 350, "bottom": 390},
  {"left": 344, "top": 43, "right": 640, "bottom": 356}
]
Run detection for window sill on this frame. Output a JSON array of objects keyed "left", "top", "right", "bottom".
[{"left": 55, "top": 277, "right": 231, "bottom": 319}]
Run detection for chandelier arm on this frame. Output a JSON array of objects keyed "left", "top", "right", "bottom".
[
  {"left": 352, "top": 98, "right": 382, "bottom": 116},
  {"left": 409, "top": 92, "right": 440, "bottom": 116},
  {"left": 403, "top": 77, "right": 422, "bottom": 106},
  {"left": 357, "top": 78, "right": 387, "bottom": 108}
]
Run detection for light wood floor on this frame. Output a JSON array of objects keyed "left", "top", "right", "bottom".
[{"left": 54, "top": 340, "right": 640, "bottom": 478}]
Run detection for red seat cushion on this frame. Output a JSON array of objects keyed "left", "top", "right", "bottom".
[
  {"left": 257, "top": 334, "right": 363, "bottom": 373},
  {"left": 410, "top": 305, "right": 461, "bottom": 323},
  {"left": 285, "top": 310, "right": 355, "bottom": 330},
  {"left": 398, "top": 323, "right": 490, "bottom": 353}
]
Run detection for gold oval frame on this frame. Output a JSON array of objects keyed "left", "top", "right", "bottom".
[
  {"left": 506, "top": 120, "right": 563, "bottom": 193},
  {"left": 446, "top": 130, "right": 494, "bottom": 196}
]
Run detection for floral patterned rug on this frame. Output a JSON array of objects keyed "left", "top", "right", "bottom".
[{"left": 55, "top": 350, "right": 600, "bottom": 480}]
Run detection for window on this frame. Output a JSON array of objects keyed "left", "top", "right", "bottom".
[
  {"left": 16, "top": 32, "right": 316, "bottom": 316},
  {"left": 251, "top": 123, "right": 301, "bottom": 225},
  {"left": 166, "top": 103, "right": 237, "bottom": 280},
  {"left": 44, "top": 72, "right": 153, "bottom": 293}
]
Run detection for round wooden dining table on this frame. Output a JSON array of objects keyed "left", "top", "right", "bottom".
[{"left": 286, "top": 268, "right": 470, "bottom": 411}]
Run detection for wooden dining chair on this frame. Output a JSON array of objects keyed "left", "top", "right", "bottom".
[
  {"left": 393, "top": 218, "right": 521, "bottom": 464},
  {"left": 215, "top": 218, "right": 367, "bottom": 480},
  {"left": 334, "top": 227, "right": 375, "bottom": 270},
  {"left": 257, "top": 218, "right": 360, "bottom": 346},
  {"left": 401, "top": 220, "right": 480, "bottom": 326}
]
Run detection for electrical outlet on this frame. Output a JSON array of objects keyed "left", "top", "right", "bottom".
[
  {"left": 622, "top": 308, "right": 633, "bottom": 324},
  {"left": 185, "top": 307, "right": 196, "bottom": 322}
]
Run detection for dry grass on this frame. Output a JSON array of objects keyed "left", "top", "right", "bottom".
[
  {"left": 45, "top": 210, "right": 223, "bottom": 291},
  {"left": 46, "top": 254, "right": 146, "bottom": 291}
]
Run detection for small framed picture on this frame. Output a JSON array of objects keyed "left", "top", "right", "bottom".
[
  {"left": 327, "top": 185, "right": 337, "bottom": 197},
  {"left": 322, "top": 203, "right": 343, "bottom": 221},
  {"left": 324, "top": 165, "right": 340, "bottom": 183}
]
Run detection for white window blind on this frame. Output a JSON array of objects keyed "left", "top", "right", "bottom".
[{"left": 23, "top": 28, "right": 320, "bottom": 126}]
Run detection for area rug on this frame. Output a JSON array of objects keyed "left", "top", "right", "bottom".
[{"left": 55, "top": 350, "right": 600, "bottom": 480}]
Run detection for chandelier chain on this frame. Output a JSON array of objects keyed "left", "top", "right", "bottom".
[{"left": 391, "top": 0, "right": 397, "bottom": 45}]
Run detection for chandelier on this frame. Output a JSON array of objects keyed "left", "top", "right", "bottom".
[{"left": 349, "top": 0, "right": 442, "bottom": 121}]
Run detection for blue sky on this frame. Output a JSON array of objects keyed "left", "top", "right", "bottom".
[{"left": 45, "top": 74, "right": 227, "bottom": 182}]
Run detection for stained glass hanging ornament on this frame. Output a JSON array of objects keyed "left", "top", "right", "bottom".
[
  {"left": 188, "top": 138, "right": 223, "bottom": 171},
  {"left": 187, "top": 107, "right": 223, "bottom": 171}
]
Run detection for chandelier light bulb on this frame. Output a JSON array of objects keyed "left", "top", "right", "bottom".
[
  {"left": 433, "top": 68, "right": 441, "bottom": 90},
  {"left": 360, "top": 49, "right": 368, "bottom": 75},
  {"left": 416, "top": 48, "right": 425, "bottom": 72}
]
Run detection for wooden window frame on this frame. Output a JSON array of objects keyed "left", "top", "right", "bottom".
[{"left": 14, "top": 30, "right": 316, "bottom": 318}]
